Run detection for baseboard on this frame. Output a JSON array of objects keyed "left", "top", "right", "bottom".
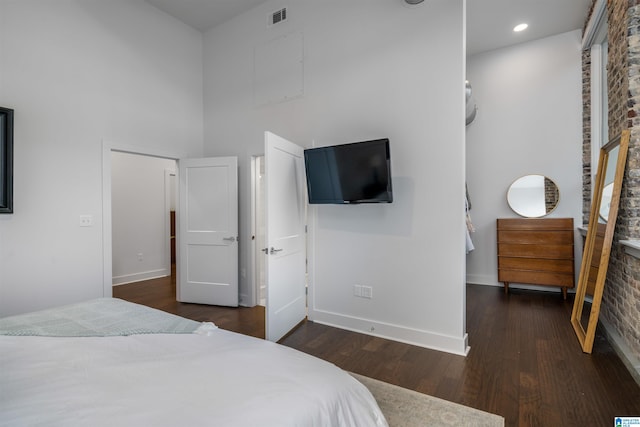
[
  {"left": 465, "top": 274, "right": 495, "bottom": 286},
  {"left": 308, "top": 309, "right": 470, "bottom": 357},
  {"left": 599, "top": 316, "right": 640, "bottom": 386},
  {"left": 112, "top": 268, "right": 169, "bottom": 286}
]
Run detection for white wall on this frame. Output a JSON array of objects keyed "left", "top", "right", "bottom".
[
  {"left": 203, "top": 0, "right": 468, "bottom": 354},
  {"left": 0, "top": 0, "right": 203, "bottom": 316},
  {"left": 111, "top": 152, "right": 175, "bottom": 285},
  {"left": 466, "top": 30, "right": 583, "bottom": 289}
]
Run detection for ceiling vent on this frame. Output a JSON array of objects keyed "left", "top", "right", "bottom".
[{"left": 269, "top": 7, "right": 288, "bottom": 27}]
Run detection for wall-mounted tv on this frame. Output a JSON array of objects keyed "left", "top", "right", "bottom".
[
  {"left": 0, "top": 107, "right": 13, "bottom": 214},
  {"left": 303, "top": 138, "right": 393, "bottom": 204}
]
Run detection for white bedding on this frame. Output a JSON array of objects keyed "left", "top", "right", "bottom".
[{"left": 0, "top": 317, "right": 387, "bottom": 426}]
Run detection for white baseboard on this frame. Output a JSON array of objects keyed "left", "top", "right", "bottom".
[
  {"left": 465, "top": 274, "right": 496, "bottom": 286},
  {"left": 308, "top": 309, "right": 470, "bottom": 356},
  {"left": 599, "top": 316, "right": 640, "bottom": 386},
  {"left": 112, "top": 268, "right": 169, "bottom": 286}
]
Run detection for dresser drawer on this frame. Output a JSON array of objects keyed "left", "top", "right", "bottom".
[
  {"left": 497, "top": 230, "right": 574, "bottom": 245},
  {"left": 498, "top": 269, "right": 574, "bottom": 287},
  {"left": 497, "top": 257, "right": 574, "bottom": 273},
  {"left": 497, "top": 217, "right": 573, "bottom": 231},
  {"left": 497, "top": 243, "right": 574, "bottom": 259}
]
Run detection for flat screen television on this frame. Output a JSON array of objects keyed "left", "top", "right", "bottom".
[{"left": 303, "top": 138, "right": 393, "bottom": 204}]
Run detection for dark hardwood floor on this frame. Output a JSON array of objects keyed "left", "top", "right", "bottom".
[
  {"left": 113, "top": 269, "right": 264, "bottom": 338},
  {"left": 114, "top": 272, "right": 640, "bottom": 427}
]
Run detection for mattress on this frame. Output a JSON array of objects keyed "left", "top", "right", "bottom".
[{"left": 0, "top": 299, "right": 387, "bottom": 427}]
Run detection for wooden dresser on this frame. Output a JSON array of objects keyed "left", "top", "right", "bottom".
[{"left": 497, "top": 218, "right": 575, "bottom": 299}]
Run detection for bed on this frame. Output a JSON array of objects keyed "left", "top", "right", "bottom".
[{"left": 0, "top": 298, "right": 387, "bottom": 427}]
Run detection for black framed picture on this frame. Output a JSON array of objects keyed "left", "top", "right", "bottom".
[{"left": 0, "top": 107, "right": 14, "bottom": 214}]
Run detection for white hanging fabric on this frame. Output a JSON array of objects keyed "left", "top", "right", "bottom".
[{"left": 465, "top": 189, "right": 475, "bottom": 254}]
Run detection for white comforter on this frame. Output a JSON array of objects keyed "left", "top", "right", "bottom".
[{"left": 0, "top": 329, "right": 387, "bottom": 426}]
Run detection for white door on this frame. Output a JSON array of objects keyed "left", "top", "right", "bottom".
[
  {"left": 265, "top": 132, "right": 307, "bottom": 342},
  {"left": 177, "top": 157, "right": 238, "bottom": 306}
]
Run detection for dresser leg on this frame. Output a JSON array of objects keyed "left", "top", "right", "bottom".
[
  {"left": 562, "top": 287, "right": 567, "bottom": 300},
  {"left": 503, "top": 283, "right": 509, "bottom": 295}
]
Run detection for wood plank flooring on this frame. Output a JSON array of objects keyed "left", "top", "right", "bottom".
[
  {"left": 112, "top": 270, "right": 264, "bottom": 338},
  {"left": 114, "top": 273, "right": 640, "bottom": 427}
]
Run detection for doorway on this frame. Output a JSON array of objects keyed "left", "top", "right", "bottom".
[
  {"left": 110, "top": 151, "right": 176, "bottom": 287},
  {"left": 101, "top": 141, "right": 183, "bottom": 298},
  {"left": 103, "top": 143, "right": 240, "bottom": 307},
  {"left": 103, "top": 134, "right": 305, "bottom": 343}
]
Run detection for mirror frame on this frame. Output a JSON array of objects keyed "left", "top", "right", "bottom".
[
  {"left": 506, "top": 174, "right": 560, "bottom": 218},
  {"left": 571, "top": 130, "right": 629, "bottom": 354}
]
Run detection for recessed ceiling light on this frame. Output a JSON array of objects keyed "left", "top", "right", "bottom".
[{"left": 513, "top": 23, "right": 528, "bottom": 32}]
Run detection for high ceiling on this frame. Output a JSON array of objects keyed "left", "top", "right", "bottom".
[
  {"left": 466, "top": 0, "right": 592, "bottom": 55},
  {"left": 145, "top": 0, "right": 268, "bottom": 33},
  {"left": 145, "top": 0, "right": 593, "bottom": 55}
]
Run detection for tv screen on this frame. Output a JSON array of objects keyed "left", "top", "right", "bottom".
[{"left": 303, "top": 138, "right": 393, "bottom": 204}]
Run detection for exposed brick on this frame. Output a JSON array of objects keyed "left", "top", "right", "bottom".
[{"left": 583, "top": 0, "right": 640, "bottom": 359}]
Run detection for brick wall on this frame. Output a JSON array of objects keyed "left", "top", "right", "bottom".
[
  {"left": 582, "top": 48, "right": 592, "bottom": 223},
  {"left": 583, "top": 0, "right": 640, "bottom": 361}
]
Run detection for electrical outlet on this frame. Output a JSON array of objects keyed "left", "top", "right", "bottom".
[
  {"left": 362, "top": 286, "right": 373, "bottom": 299},
  {"left": 137, "top": 253, "right": 143, "bottom": 261},
  {"left": 353, "top": 284, "right": 362, "bottom": 297},
  {"left": 354, "top": 285, "right": 373, "bottom": 299},
  {"left": 79, "top": 215, "right": 93, "bottom": 227}
]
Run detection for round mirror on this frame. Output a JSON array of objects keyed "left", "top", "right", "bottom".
[{"left": 507, "top": 174, "right": 559, "bottom": 218}]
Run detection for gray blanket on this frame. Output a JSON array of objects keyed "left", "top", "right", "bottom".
[{"left": 0, "top": 298, "right": 201, "bottom": 336}]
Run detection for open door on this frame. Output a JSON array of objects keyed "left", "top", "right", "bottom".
[
  {"left": 265, "top": 132, "right": 307, "bottom": 342},
  {"left": 177, "top": 157, "right": 238, "bottom": 306}
]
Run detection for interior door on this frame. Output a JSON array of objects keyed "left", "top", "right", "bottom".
[
  {"left": 177, "top": 157, "right": 238, "bottom": 306},
  {"left": 265, "top": 132, "right": 307, "bottom": 342}
]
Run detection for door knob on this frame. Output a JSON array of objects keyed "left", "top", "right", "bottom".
[
  {"left": 270, "top": 247, "right": 283, "bottom": 255},
  {"left": 223, "top": 236, "right": 236, "bottom": 242}
]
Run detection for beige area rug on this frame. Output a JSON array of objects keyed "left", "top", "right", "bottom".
[{"left": 351, "top": 373, "right": 505, "bottom": 427}]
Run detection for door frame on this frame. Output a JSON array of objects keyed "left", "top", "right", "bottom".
[
  {"left": 248, "top": 154, "right": 267, "bottom": 308},
  {"left": 248, "top": 155, "right": 258, "bottom": 308},
  {"left": 164, "top": 168, "right": 176, "bottom": 268},
  {"left": 101, "top": 140, "right": 187, "bottom": 297}
]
